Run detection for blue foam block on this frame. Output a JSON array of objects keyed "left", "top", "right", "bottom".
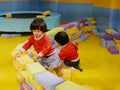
[{"left": 34, "top": 71, "right": 64, "bottom": 90}]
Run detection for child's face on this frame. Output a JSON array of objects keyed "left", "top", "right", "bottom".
[{"left": 32, "top": 29, "right": 43, "bottom": 39}]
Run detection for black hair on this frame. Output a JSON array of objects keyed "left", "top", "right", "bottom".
[
  {"left": 54, "top": 31, "right": 69, "bottom": 45},
  {"left": 30, "top": 18, "right": 47, "bottom": 32}
]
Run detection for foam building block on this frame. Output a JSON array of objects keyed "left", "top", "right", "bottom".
[
  {"left": 16, "top": 54, "right": 34, "bottom": 70},
  {"left": 46, "top": 27, "right": 64, "bottom": 37},
  {"left": 113, "top": 34, "right": 120, "bottom": 40},
  {"left": 29, "top": 78, "right": 43, "bottom": 90},
  {"left": 96, "top": 32, "right": 106, "bottom": 38},
  {"left": 22, "top": 81, "right": 32, "bottom": 90},
  {"left": 86, "top": 18, "right": 96, "bottom": 25},
  {"left": 56, "top": 80, "right": 90, "bottom": 90},
  {"left": 26, "top": 81, "right": 36, "bottom": 90},
  {"left": 13, "top": 59, "right": 19, "bottom": 70},
  {"left": 20, "top": 83, "right": 24, "bottom": 90},
  {"left": 34, "top": 71, "right": 64, "bottom": 90},
  {"left": 61, "top": 69, "right": 72, "bottom": 81},
  {"left": 91, "top": 28, "right": 98, "bottom": 33},
  {"left": 72, "top": 38, "right": 83, "bottom": 46},
  {"left": 111, "top": 31, "right": 119, "bottom": 35},
  {"left": 66, "top": 26, "right": 80, "bottom": 40},
  {"left": 6, "top": 13, "right": 12, "bottom": 18},
  {"left": 20, "top": 70, "right": 29, "bottom": 81},
  {"left": 103, "top": 34, "right": 113, "bottom": 40},
  {"left": 113, "top": 38, "right": 120, "bottom": 44},
  {"left": 106, "top": 40, "right": 115, "bottom": 47},
  {"left": 26, "top": 62, "right": 46, "bottom": 79},
  {"left": 106, "top": 29, "right": 115, "bottom": 34},
  {"left": 60, "top": 23, "right": 74, "bottom": 30},
  {"left": 16, "top": 72, "right": 25, "bottom": 83},
  {"left": 74, "top": 18, "right": 87, "bottom": 26},
  {"left": 11, "top": 49, "right": 20, "bottom": 58},
  {"left": 101, "top": 39, "right": 107, "bottom": 48},
  {"left": 70, "top": 22, "right": 79, "bottom": 27},
  {"left": 108, "top": 46, "right": 119, "bottom": 54},
  {"left": 116, "top": 44, "right": 120, "bottom": 50},
  {"left": 80, "top": 34, "right": 88, "bottom": 41}
]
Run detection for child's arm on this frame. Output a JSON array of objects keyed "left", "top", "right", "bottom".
[
  {"left": 31, "top": 51, "right": 43, "bottom": 62},
  {"left": 13, "top": 47, "right": 26, "bottom": 60},
  {"left": 13, "top": 50, "right": 23, "bottom": 60}
]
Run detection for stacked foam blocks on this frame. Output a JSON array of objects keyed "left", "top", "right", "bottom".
[
  {"left": 97, "top": 29, "right": 120, "bottom": 54},
  {"left": 12, "top": 18, "right": 97, "bottom": 90},
  {"left": 12, "top": 53, "right": 91, "bottom": 90},
  {"left": 46, "top": 18, "right": 97, "bottom": 47}
]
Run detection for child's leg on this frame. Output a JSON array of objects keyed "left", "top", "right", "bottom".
[
  {"left": 74, "top": 65, "right": 83, "bottom": 71},
  {"left": 54, "top": 65, "right": 63, "bottom": 77},
  {"left": 64, "top": 60, "right": 83, "bottom": 71}
]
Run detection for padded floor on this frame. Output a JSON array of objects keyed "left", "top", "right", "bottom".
[{"left": 0, "top": 34, "right": 120, "bottom": 90}]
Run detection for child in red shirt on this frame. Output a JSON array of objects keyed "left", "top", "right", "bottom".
[
  {"left": 14, "top": 18, "right": 62, "bottom": 75},
  {"left": 54, "top": 31, "right": 83, "bottom": 71}
]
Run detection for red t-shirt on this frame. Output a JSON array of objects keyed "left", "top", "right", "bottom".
[
  {"left": 59, "top": 41, "right": 79, "bottom": 61},
  {"left": 22, "top": 34, "right": 55, "bottom": 56}
]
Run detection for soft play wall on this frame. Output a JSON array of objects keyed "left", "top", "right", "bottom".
[
  {"left": 0, "top": 0, "right": 120, "bottom": 32},
  {"left": 40, "top": 0, "right": 120, "bottom": 32},
  {"left": 39, "top": 0, "right": 94, "bottom": 22},
  {"left": 93, "top": 0, "right": 120, "bottom": 32},
  {"left": 0, "top": 0, "right": 40, "bottom": 11}
]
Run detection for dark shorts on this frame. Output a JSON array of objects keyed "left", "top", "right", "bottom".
[{"left": 64, "top": 59, "right": 80, "bottom": 67}]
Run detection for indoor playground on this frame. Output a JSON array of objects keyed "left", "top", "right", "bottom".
[{"left": 0, "top": 0, "right": 120, "bottom": 90}]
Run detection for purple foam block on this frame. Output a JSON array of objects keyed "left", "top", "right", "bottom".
[
  {"left": 60, "top": 23, "right": 74, "bottom": 30},
  {"left": 20, "top": 83, "right": 24, "bottom": 90},
  {"left": 108, "top": 46, "right": 119, "bottom": 54},
  {"left": 103, "top": 34, "right": 113, "bottom": 40},
  {"left": 74, "top": 18, "right": 87, "bottom": 26},
  {"left": 113, "top": 34, "right": 120, "bottom": 40}
]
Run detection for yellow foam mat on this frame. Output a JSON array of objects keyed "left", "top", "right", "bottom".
[{"left": 1, "top": 34, "right": 120, "bottom": 90}]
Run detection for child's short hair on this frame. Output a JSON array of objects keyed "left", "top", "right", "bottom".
[
  {"left": 54, "top": 31, "right": 69, "bottom": 45},
  {"left": 30, "top": 18, "right": 47, "bottom": 32}
]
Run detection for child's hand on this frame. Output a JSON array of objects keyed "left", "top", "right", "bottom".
[
  {"left": 31, "top": 55, "right": 42, "bottom": 62},
  {"left": 31, "top": 56, "right": 37, "bottom": 62},
  {"left": 13, "top": 51, "right": 22, "bottom": 60}
]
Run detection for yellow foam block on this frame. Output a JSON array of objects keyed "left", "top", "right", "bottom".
[
  {"left": 90, "top": 20, "right": 96, "bottom": 24},
  {"left": 116, "top": 44, "right": 120, "bottom": 50},
  {"left": 46, "top": 27, "right": 64, "bottom": 37},
  {"left": 113, "top": 38, "right": 120, "bottom": 44},
  {"left": 72, "top": 38, "right": 83, "bottom": 45},
  {"left": 61, "top": 69, "right": 72, "bottom": 81},
  {"left": 16, "top": 72, "right": 25, "bottom": 83},
  {"left": 83, "top": 26, "right": 96, "bottom": 32},
  {"left": 86, "top": 18, "right": 95, "bottom": 21},
  {"left": 14, "top": 43, "right": 25, "bottom": 50},
  {"left": 16, "top": 54, "right": 34, "bottom": 70},
  {"left": 26, "top": 62, "right": 46, "bottom": 79},
  {"left": 13, "top": 59, "right": 19, "bottom": 70},
  {"left": 29, "top": 78, "right": 43, "bottom": 90},
  {"left": 20, "top": 70, "right": 29, "bottom": 81},
  {"left": 86, "top": 18, "right": 96, "bottom": 24},
  {"left": 42, "top": 10, "right": 51, "bottom": 16},
  {"left": 66, "top": 26, "right": 79, "bottom": 39},
  {"left": 73, "top": 30, "right": 82, "bottom": 40},
  {"left": 6, "top": 13, "right": 12, "bottom": 18},
  {"left": 36, "top": 15, "right": 45, "bottom": 18},
  {"left": 106, "top": 29, "right": 115, "bottom": 34},
  {"left": 11, "top": 50, "right": 19, "bottom": 57},
  {"left": 56, "top": 80, "right": 90, "bottom": 90}
]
